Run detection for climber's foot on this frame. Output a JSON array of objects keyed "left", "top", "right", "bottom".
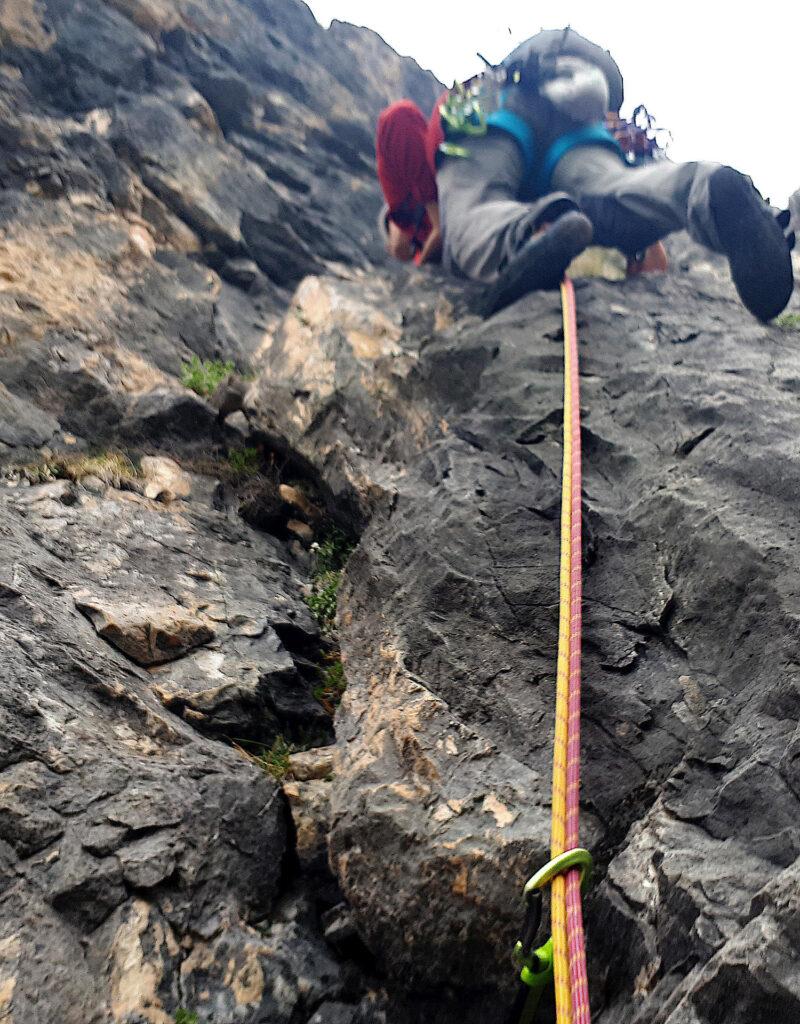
[
  {"left": 481, "top": 211, "right": 593, "bottom": 316},
  {"left": 710, "top": 166, "right": 794, "bottom": 322},
  {"left": 776, "top": 208, "right": 796, "bottom": 253}
]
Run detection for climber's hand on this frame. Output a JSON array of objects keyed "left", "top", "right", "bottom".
[
  {"left": 418, "top": 225, "right": 442, "bottom": 265},
  {"left": 387, "top": 220, "right": 414, "bottom": 262}
]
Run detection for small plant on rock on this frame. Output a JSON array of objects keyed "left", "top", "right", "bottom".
[
  {"left": 313, "top": 656, "right": 347, "bottom": 714},
  {"left": 262, "top": 735, "right": 292, "bottom": 779},
  {"left": 227, "top": 446, "right": 260, "bottom": 481},
  {"left": 174, "top": 1011, "right": 198, "bottom": 1024},
  {"left": 775, "top": 312, "right": 800, "bottom": 330},
  {"left": 304, "top": 570, "right": 342, "bottom": 634},
  {"left": 181, "top": 355, "right": 235, "bottom": 397},
  {"left": 314, "top": 529, "right": 352, "bottom": 574},
  {"left": 304, "top": 529, "right": 355, "bottom": 635}
]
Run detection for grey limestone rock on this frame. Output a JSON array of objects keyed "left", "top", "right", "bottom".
[
  {"left": 247, "top": 256, "right": 800, "bottom": 1021},
  {"left": 0, "top": 0, "right": 797, "bottom": 1021}
]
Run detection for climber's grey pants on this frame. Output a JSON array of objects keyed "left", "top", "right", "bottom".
[
  {"left": 437, "top": 131, "right": 578, "bottom": 282},
  {"left": 551, "top": 146, "right": 725, "bottom": 256}
]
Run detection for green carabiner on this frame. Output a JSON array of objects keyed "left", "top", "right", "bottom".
[
  {"left": 510, "top": 849, "right": 594, "bottom": 1020},
  {"left": 438, "top": 141, "right": 471, "bottom": 159},
  {"left": 439, "top": 80, "right": 489, "bottom": 140},
  {"left": 522, "top": 847, "right": 593, "bottom": 899},
  {"left": 512, "top": 936, "right": 554, "bottom": 1023},
  {"left": 514, "top": 935, "right": 553, "bottom": 987}
]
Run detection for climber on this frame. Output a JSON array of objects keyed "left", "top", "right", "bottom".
[
  {"left": 376, "top": 96, "right": 599, "bottom": 297},
  {"left": 376, "top": 99, "right": 443, "bottom": 266},
  {"left": 377, "top": 86, "right": 668, "bottom": 311},
  {"left": 436, "top": 27, "right": 795, "bottom": 321}
]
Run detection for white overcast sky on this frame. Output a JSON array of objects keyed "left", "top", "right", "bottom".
[{"left": 307, "top": 0, "right": 799, "bottom": 206}]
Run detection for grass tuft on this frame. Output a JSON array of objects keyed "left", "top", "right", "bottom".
[
  {"left": 174, "top": 1012, "right": 198, "bottom": 1024},
  {"left": 775, "top": 312, "right": 800, "bottom": 330},
  {"left": 233, "top": 735, "right": 293, "bottom": 781},
  {"left": 181, "top": 355, "right": 235, "bottom": 397},
  {"left": 226, "top": 446, "right": 261, "bottom": 481}
]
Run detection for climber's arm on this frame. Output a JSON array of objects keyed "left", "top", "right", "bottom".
[{"left": 417, "top": 203, "right": 442, "bottom": 265}]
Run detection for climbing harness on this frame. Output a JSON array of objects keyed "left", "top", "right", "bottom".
[
  {"left": 534, "top": 124, "right": 623, "bottom": 197},
  {"left": 510, "top": 279, "right": 593, "bottom": 1024}
]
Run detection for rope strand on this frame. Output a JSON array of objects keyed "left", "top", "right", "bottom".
[{"left": 551, "top": 279, "right": 590, "bottom": 1024}]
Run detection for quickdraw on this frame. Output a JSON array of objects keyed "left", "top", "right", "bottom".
[
  {"left": 437, "top": 54, "right": 534, "bottom": 159},
  {"left": 437, "top": 68, "right": 509, "bottom": 159},
  {"left": 511, "top": 279, "right": 592, "bottom": 1024}
]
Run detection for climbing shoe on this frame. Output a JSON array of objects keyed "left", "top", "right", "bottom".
[
  {"left": 480, "top": 210, "right": 593, "bottom": 316},
  {"left": 776, "top": 208, "right": 796, "bottom": 252},
  {"left": 709, "top": 166, "right": 795, "bottom": 322}
]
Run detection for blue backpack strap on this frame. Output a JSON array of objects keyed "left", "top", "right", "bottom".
[
  {"left": 536, "top": 123, "right": 625, "bottom": 196},
  {"left": 486, "top": 108, "right": 536, "bottom": 181}
]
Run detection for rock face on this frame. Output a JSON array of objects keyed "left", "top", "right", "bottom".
[
  {"left": 0, "top": 479, "right": 289, "bottom": 1022},
  {"left": 248, "top": 243, "right": 800, "bottom": 1023},
  {"left": 0, "top": 1, "right": 799, "bottom": 1024},
  {"left": 0, "top": 1, "right": 439, "bottom": 1021},
  {"left": 0, "top": 0, "right": 439, "bottom": 465}
]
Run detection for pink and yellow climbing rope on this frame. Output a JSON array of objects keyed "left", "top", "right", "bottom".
[
  {"left": 550, "top": 277, "right": 590, "bottom": 1024},
  {"left": 511, "top": 279, "right": 592, "bottom": 1024}
]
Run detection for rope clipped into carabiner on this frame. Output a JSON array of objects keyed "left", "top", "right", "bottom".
[{"left": 511, "top": 279, "right": 591, "bottom": 1024}]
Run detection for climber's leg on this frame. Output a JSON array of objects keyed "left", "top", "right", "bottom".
[
  {"left": 478, "top": 211, "right": 594, "bottom": 315},
  {"left": 437, "top": 130, "right": 579, "bottom": 282},
  {"left": 552, "top": 147, "right": 794, "bottom": 320}
]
